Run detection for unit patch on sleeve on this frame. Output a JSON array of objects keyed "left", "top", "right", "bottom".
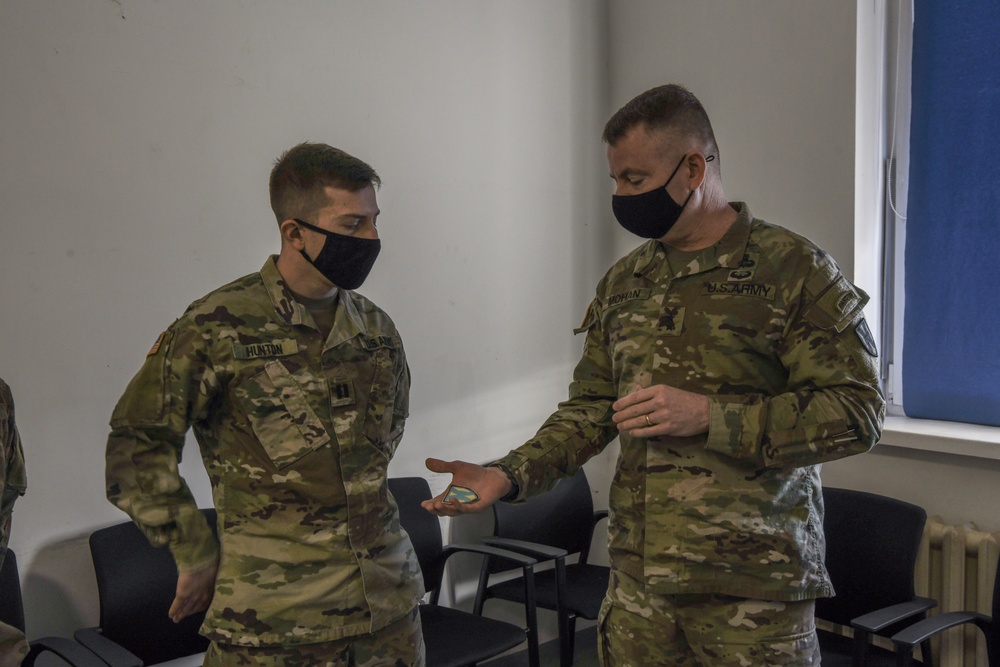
[
  {"left": 147, "top": 331, "right": 167, "bottom": 357},
  {"left": 855, "top": 318, "right": 878, "bottom": 357}
]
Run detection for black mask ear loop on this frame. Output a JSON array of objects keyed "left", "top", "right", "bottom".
[{"left": 294, "top": 218, "right": 327, "bottom": 265}]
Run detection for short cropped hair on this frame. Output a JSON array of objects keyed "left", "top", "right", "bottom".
[
  {"left": 602, "top": 84, "right": 719, "bottom": 161},
  {"left": 269, "top": 142, "right": 381, "bottom": 223}
]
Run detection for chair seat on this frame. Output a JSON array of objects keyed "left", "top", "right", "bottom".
[
  {"left": 488, "top": 563, "right": 609, "bottom": 620},
  {"left": 817, "top": 628, "right": 925, "bottom": 667},
  {"left": 420, "top": 604, "right": 528, "bottom": 667}
]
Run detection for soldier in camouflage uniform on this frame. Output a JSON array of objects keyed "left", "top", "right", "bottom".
[
  {"left": 106, "top": 143, "right": 425, "bottom": 666},
  {"left": 423, "top": 85, "right": 884, "bottom": 666},
  {"left": 1, "top": 377, "right": 28, "bottom": 667}
]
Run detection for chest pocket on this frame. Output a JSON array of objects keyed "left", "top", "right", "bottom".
[{"left": 234, "top": 360, "right": 331, "bottom": 469}]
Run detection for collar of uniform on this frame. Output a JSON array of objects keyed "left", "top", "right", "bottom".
[
  {"left": 631, "top": 240, "right": 667, "bottom": 278},
  {"left": 716, "top": 202, "right": 753, "bottom": 269},
  {"left": 634, "top": 202, "right": 753, "bottom": 278},
  {"left": 324, "top": 290, "right": 365, "bottom": 350},
  {"left": 261, "top": 256, "right": 309, "bottom": 326},
  {"left": 260, "top": 257, "right": 368, "bottom": 347}
]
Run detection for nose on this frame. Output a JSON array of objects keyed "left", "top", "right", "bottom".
[{"left": 361, "top": 220, "right": 379, "bottom": 240}]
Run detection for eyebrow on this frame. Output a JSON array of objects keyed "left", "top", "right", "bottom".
[{"left": 337, "top": 210, "right": 380, "bottom": 220}]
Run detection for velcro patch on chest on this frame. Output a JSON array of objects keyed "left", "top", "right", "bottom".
[
  {"left": 703, "top": 282, "right": 776, "bottom": 300},
  {"left": 360, "top": 335, "right": 400, "bottom": 351},
  {"left": 232, "top": 339, "right": 300, "bottom": 360},
  {"left": 330, "top": 377, "right": 356, "bottom": 407},
  {"left": 606, "top": 288, "right": 651, "bottom": 309}
]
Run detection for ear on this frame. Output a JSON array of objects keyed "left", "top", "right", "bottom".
[
  {"left": 279, "top": 218, "right": 306, "bottom": 250},
  {"left": 684, "top": 153, "right": 710, "bottom": 191}
]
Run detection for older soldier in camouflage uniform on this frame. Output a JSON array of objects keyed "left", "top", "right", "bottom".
[
  {"left": 1, "top": 378, "right": 28, "bottom": 667},
  {"left": 423, "top": 85, "right": 884, "bottom": 666},
  {"left": 106, "top": 143, "right": 425, "bottom": 667}
]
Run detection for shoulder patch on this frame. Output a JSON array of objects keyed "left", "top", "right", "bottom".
[
  {"left": 147, "top": 331, "right": 167, "bottom": 357},
  {"left": 574, "top": 298, "right": 599, "bottom": 335},
  {"left": 855, "top": 318, "right": 878, "bottom": 357},
  {"left": 803, "top": 276, "right": 868, "bottom": 333}
]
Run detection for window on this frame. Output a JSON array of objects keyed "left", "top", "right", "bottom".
[{"left": 883, "top": 0, "right": 1000, "bottom": 428}]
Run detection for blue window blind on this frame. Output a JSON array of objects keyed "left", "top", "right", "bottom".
[{"left": 903, "top": 0, "right": 1000, "bottom": 426}]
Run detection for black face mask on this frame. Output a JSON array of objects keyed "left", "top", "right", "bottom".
[
  {"left": 611, "top": 155, "right": 713, "bottom": 239},
  {"left": 294, "top": 219, "right": 380, "bottom": 290}
]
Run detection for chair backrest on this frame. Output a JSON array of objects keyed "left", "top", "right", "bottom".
[
  {"left": 89, "top": 509, "right": 217, "bottom": 665},
  {"left": 489, "top": 469, "right": 596, "bottom": 574},
  {"left": 816, "top": 487, "right": 927, "bottom": 628},
  {"left": 0, "top": 549, "right": 26, "bottom": 633},
  {"left": 387, "top": 477, "right": 446, "bottom": 593}
]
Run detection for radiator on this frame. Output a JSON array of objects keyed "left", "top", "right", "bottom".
[{"left": 915, "top": 517, "right": 1000, "bottom": 667}]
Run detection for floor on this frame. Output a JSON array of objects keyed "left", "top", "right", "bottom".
[{"left": 482, "top": 625, "right": 599, "bottom": 667}]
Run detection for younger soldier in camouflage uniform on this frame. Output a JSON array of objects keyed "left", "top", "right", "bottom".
[
  {"left": 0, "top": 377, "right": 28, "bottom": 667},
  {"left": 423, "top": 85, "right": 884, "bottom": 666},
  {"left": 106, "top": 144, "right": 425, "bottom": 666}
]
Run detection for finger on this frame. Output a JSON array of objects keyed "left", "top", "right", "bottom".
[
  {"left": 612, "top": 401, "right": 650, "bottom": 424},
  {"left": 424, "top": 457, "right": 456, "bottom": 474},
  {"left": 423, "top": 500, "right": 460, "bottom": 517},
  {"left": 611, "top": 384, "right": 646, "bottom": 412},
  {"left": 169, "top": 596, "right": 187, "bottom": 623}
]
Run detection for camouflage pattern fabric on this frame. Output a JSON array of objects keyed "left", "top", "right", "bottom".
[
  {"left": 203, "top": 605, "right": 424, "bottom": 667},
  {"left": 0, "top": 378, "right": 27, "bottom": 666},
  {"left": 0, "top": 377, "right": 26, "bottom": 556},
  {"left": 106, "top": 257, "right": 424, "bottom": 647},
  {"left": 599, "top": 568, "right": 819, "bottom": 666},
  {"left": 496, "top": 203, "right": 884, "bottom": 602}
]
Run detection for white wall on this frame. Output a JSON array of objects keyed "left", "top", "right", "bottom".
[{"left": 0, "top": 0, "right": 611, "bottom": 638}]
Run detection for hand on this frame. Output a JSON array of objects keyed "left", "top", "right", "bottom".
[
  {"left": 611, "top": 384, "right": 710, "bottom": 438},
  {"left": 168, "top": 558, "right": 218, "bottom": 623},
  {"left": 421, "top": 458, "right": 511, "bottom": 517}
]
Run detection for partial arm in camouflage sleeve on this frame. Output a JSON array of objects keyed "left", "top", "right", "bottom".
[
  {"left": 495, "top": 303, "right": 620, "bottom": 499},
  {"left": 705, "top": 271, "right": 885, "bottom": 469},
  {"left": 385, "top": 351, "right": 411, "bottom": 460},
  {"left": 1, "top": 380, "right": 27, "bottom": 552},
  {"left": 105, "top": 324, "right": 219, "bottom": 573}
]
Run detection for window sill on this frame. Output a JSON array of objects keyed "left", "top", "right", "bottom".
[{"left": 878, "top": 414, "right": 1000, "bottom": 461}]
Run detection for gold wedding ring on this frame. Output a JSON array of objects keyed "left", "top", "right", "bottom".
[{"left": 644, "top": 414, "right": 652, "bottom": 427}]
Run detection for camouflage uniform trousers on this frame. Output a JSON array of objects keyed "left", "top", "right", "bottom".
[
  {"left": 598, "top": 570, "right": 820, "bottom": 667},
  {"left": 202, "top": 606, "right": 424, "bottom": 667}
]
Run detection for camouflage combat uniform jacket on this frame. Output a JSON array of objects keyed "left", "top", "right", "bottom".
[
  {"left": 1, "top": 377, "right": 26, "bottom": 556},
  {"left": 1, "top": 378, "right": 28, "bottom": 667},
  {"left": 497, "top": 203, "right": 884, "bottom": 602},
  {"left": 106, "top": 257, "right": 423, "bottom": 647}
]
